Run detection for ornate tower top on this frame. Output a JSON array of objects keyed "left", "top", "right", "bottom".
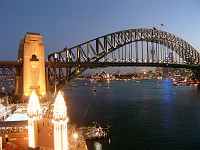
[
  {"left": 53, "top": 91, "right": 68, "bottom": 150},
  {"left": 27, "top": 90, "right": 41, "bottom": 117},
  {"left": 53, "top": 92, "right": 67, "bottom": 121}
]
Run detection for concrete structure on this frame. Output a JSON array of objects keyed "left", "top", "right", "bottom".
[
  {"left": 27, "top": 91, "right": 69, "bottom": 150},
  {"left": 0, "top": 93, "right": 87, "bottom": 150},
  {"left": 17, "top": 32, "right": 46, "bottom": 98}
]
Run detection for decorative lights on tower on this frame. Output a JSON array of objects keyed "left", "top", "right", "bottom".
[
  {"left": 53, "top": 91, "right": 68, "bottom": 150},
  {"left": 27, "top": 90, "right": 41, "bottom": 149}
]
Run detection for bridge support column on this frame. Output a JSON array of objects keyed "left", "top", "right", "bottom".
[
  {"left": 192, "top": 65, "right": 200, "bottom": 83},
  {"left": 14, "top": 75, "right": 20, "bottom": 96},
  {"left": 18, "top": 32, "right": 46, "bottom": 99},
  {"left": 13, "top": 75, "right": 22, "bottom": 103}
]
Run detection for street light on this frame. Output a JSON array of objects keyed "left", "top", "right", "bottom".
[{"left": 73, "top": 133, "right": 78, "bottom": 140}]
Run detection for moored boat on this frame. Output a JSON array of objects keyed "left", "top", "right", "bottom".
[{"left": 173, "top": 80, "right": 189, "bottom": 86}]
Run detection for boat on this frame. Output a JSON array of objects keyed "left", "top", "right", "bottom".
[
  {"left": 135, "top": 80, "right": 141, "bottom": 83},
  {"left": 92, "top": 87, "right": 96, "bottom": 92},
  {"left": 172, "top": 80, "right": 189, "bottom": 86},
  {"left": 156, "top": 81, "right": 161, "bottom": 86},
  {"left": 83, "top": 83, "right": 88, "bottom": 86},
  {"left": 71, "top": 82, "right": 77, "bottom": 87}
]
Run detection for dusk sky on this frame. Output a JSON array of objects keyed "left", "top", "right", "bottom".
[{"left": 1, "top": 0, "right": 200, "bottom": 72}]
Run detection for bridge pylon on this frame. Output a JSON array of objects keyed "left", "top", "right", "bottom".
[
  {"left": 16, "top": 32, "right": 47, "bottom": 100},
  {"left": 192, "top": 65, "right": 200, "bottom": 82}
]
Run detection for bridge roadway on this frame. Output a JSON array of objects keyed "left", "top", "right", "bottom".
[
  {"left": 0, "top": 60, "right": 198, "bottom": 71},
  {"left": 45, "top": 61, "right": 198, "bottom": 69},
  {"left": 0, "top": 61, "right": 198, "bottom": 73},
  {"left": 0, "top": 61, "right": 22, "bottom": 68}
]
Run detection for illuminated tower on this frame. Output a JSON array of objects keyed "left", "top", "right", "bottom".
[
  {"left": 18, "top": 32, "right": 46, "bottom": 97},
  {"left": 27, "top": 91, "right": 41, "bottom": 149},
  {"left": 53, "top": 92, "right": 68, "bottom": 150}
]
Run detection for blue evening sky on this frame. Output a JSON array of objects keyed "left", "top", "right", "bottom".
[{"left": 0, "top": 0, "right": 200, "bottom": 72}]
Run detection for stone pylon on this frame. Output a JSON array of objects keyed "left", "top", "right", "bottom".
[{"left": 17, "top": 32, "right": 46, "bottom": 98}]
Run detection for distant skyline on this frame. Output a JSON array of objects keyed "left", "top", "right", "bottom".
[{"left": 1, "top": 0, "right": 200, "bottom": 72}]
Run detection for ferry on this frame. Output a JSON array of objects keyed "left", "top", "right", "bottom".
[
  {"left": 135, "top": 80, "right": 141, "bottom": 83},
  {"left": 92, "top": 87, "right": 96, "bottom": 92}
]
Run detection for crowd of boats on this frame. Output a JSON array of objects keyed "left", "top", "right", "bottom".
[
  {"left": 70, "top": 77, "right": 200, "bottom": 91},
  {"left": 172, "top": 79, "right": 199, "bottom": 86}
]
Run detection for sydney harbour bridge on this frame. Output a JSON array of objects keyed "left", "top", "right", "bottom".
[{"left": 1, "top": 28, "right": 200, "bottom": 91}]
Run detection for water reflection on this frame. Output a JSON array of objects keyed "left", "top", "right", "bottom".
[
  {"left": 162, "top": 79, "right": 172, "bottom": 102},
  {"left": 194, "top": 84, "right": 200, "bottom": 91},
  {"left": 94, "top": 141, "right": 102, "bottom": 150}
]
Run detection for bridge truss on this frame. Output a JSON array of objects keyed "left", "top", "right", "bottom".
[
  {"left": 0, "top": 62, "right": 22, "bottom": 76},
  {"left": 47, "top": 28, "right": 200, "bottom": 90}
]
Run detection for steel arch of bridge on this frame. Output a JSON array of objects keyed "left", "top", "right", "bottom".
[{"left": 47, "top": 28, "right": 200, "bottom": 90}]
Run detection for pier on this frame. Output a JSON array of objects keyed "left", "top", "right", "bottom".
[{"left": 80, "top": 124, "right": 109, "bottom": 140}]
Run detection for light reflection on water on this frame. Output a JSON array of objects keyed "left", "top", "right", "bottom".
[{"left": 94, "top": 142, "right": 102, "bottom": 150}]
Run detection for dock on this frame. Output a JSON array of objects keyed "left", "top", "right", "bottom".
[{"left": 80, "top": 124, "right": 110, "bottom": 140}]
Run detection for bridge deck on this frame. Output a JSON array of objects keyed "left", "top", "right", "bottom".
[
  {"left": 0, "top": 61, "right": 22, "bottom": 68},
  {"left": 45, "top": 61, "right": 198, "bottom": 69},
  {"left": 0, "top": 61, "right": 197, "bottom": 70}
]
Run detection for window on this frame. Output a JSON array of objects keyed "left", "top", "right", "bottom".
[{"left": 30, "top": 54, "right": 39, "bottom": 61}]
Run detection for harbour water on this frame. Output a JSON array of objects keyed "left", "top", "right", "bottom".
[{"left": 64, "top": 79, "right": 200, "bottom": 150}]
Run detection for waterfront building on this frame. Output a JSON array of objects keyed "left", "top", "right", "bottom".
[
  {"left": 27, "top": 91, "right": 69, "bottom": 150},
  {"left": 155, "top": 67, "right": 163, "bottom": 76}
]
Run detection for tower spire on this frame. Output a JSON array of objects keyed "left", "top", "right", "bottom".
[
  {"left": 53, "top": 91, "right": 68, "bottom": 150},
  {"left": 27, "top": 90, "right": 41, "bottom": 149}
]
